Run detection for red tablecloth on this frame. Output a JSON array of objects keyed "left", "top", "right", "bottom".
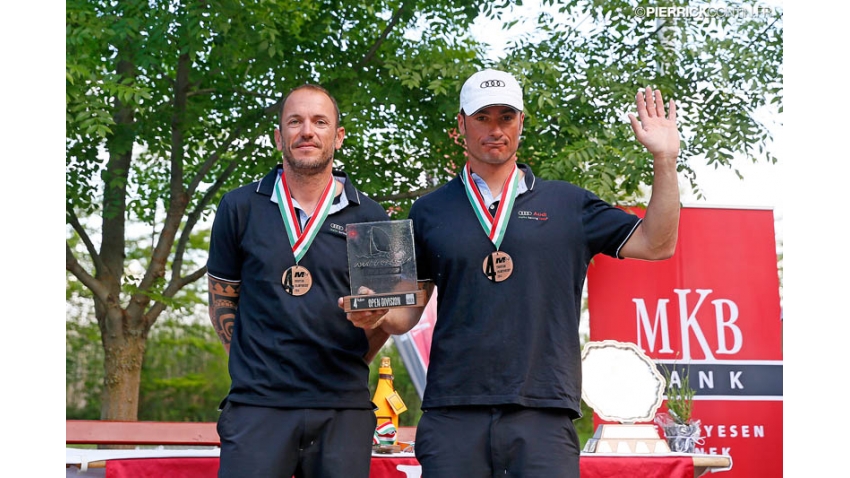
[
  {"left": 580, "top": 455, "right": 693, "bottom": 478},
  {"left": 107, "top": 457, "right": 219, "bottom": 478},
  {"left": 105, "top": 455, "right": 695, "bottom": 478}
]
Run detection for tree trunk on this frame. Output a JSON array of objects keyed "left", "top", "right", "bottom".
[
  {"left": 96, "top": 26, "right": 141, "bottom": 424},
  {"left": 99, "top": 321, "right": 147, "bottom": 421}
]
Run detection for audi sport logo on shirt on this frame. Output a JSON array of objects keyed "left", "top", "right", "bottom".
[
  {"left": 516, "top": 210, "right": 548, "bottom": 221},
  {"left": 329, "top": 222, "right": 347, "bottom": 235},
  {"left": 480, "top": 80, "right": 506, "bottom": 88}
]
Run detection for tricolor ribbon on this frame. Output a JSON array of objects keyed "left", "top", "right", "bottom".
[
  {"left": 461, "top": 162, "right": 520, "bottom": 251},
  {"left": 274, "top": 171, "right": 335, "bottom": 263},
  {"left": 374, "top": 420, "right": 397, "bottom": 446}
]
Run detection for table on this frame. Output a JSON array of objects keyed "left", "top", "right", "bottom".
[
  {"left": 580, "top": 454, "right": 732, "bottom": 478},
  {"left": 368, "top": 453, "right": 732, "bottom": 478},
  {"left": 66, "top": 448, "right": 732, "bottom": 478}
]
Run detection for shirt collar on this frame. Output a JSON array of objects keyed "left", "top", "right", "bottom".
[
  {"left": 469, "top": 162, "right": 535, "bottom": 206},
  {"left": 259, "top": 165, "right": 361, "bottom": 216}
]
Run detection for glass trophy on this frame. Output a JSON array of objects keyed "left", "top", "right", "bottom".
[{"left": 343, "top": 219, "right": 426, "bottom": 312}]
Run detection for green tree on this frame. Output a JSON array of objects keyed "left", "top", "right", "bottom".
[
  {"left": 67, "top": 314, "right": 232, "bottom": 422},
  {"left": 66, "top": 0, "right": 495, "bottom": 421},
  {"left": 66, "top": 0, "right": 782, "bottom": 422},
  {"left": 137, "top": 317, "right": 230, "bottom": 422},
  {"left": 498, "top": 0, "right": 781, "bottom": 201}
]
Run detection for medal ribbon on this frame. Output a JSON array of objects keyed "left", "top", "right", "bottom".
[
  {"left": 461, "top": 162, "right": 520, "bottom": 250},
  {"left": 274, "top": 171, "right": 335, "bottom": 263}
]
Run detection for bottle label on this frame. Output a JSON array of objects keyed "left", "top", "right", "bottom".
[{"left": 386, "top": 391, "right": 408, "bottom": 414}]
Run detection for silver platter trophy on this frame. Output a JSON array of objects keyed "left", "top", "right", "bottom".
[
  {"left": 342, "top": 219, "right": 427, "bottom": 312},
  {"left": 581, "top": 340, "right": 672, "bottom": 454}
]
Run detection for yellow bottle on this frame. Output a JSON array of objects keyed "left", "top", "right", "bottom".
[{"left": 372, "top": 356, "right": 407, "bottom": 444}]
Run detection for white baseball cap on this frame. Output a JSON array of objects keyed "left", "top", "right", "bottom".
[{"left": 459, "top": 69, "right": 524, "bottom": 115}]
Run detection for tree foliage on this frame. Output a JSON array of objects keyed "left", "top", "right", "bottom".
[
  {"left": 67, "top": 315, "right": 230, "bottom": 422},
  {"left": 499, "top": 0, "right": 782, "bottom": 203},
  {"left": 66, "top": 0, "right": 782, "bottom": 421}
]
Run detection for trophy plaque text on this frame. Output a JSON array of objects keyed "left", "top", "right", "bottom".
[{"left": 343, "top": 220, "right": 426, "bottom": 312}]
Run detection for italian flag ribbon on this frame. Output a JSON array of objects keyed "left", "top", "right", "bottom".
[
  {"left": 461, "top": 162, "right": 520, "bottom": 250},
  {"left": 274, "top": 171, "right": 335, "bottom": 263},
  {"left": 374, "top": 420, "right": 397, "bottom": 446}
]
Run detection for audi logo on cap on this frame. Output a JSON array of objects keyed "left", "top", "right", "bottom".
[{"left": 480, "top": 80, "right": 506, "bottom": 88}]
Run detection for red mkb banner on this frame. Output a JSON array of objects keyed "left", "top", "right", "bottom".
[{"left": 587, "top": 206, "right": 783, "bottom": 477}]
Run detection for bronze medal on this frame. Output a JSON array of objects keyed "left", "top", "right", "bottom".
[
  {"left": 282, "top": 265, "right": 313, "bottom": 296},
  {"left": 482, "top": 251, "right": 513, "bottom": 282}
]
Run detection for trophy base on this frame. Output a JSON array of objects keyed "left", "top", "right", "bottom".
[
  {"left": 373, "top": 444, "right": 401, "bottom": 454},
  {"left": 582, "top": 424, "right": 671, "bottom": 454},
  {"left": 343, "top": 290, "right": 427, "bottom": 312}
]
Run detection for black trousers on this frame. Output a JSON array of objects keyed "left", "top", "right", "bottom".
[
  {"left": 415, "top": 405, "right": 581, "bottom": 478},
  {"left": 217, "top": 401, "right": 376, "bottom": 478}
]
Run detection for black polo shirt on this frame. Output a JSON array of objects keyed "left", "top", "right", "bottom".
[
  {"left": 409, "top": 163, "right": 641, "bottom": 417},
  {"left": 207, "top": 165, "right": 389, "bottom": 409}
]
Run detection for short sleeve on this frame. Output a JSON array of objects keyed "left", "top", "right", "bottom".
[
  {"left": 582, "top": 191, "right": 642, "bottom": 259},
  {"left": 206, "top": 194, "right": 243, "bottom": 282}
]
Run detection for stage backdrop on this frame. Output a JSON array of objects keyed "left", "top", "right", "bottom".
[{"left": 586, "top": 205, "right": 783, "bottom": 478}]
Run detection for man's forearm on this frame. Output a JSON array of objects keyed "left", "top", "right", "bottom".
[
  {"left": 618, "top": 154, "right": 680, "bottom": 261},
  {"left": 642, "top": 155, "right": 680, "bottom": 257},
  {"left": 379, "top": 282, "right": 434, "bottom": 335},
  {"left": 208, "top": 276, "right": 240, "bottom": 355},
  {"left": 364, "top": 328, "right": 391, "bottom": 363}
]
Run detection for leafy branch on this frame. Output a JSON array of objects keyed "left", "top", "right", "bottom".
[{"left": 660, "top": 362, "right": 696, "bottom": 424}]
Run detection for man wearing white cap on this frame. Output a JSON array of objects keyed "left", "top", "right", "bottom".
[{"left": 346, "top": 68, "right": 680, "bottom": 477}]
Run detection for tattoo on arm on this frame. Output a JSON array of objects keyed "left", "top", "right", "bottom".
[{"left": 208, "top": 277, "right": 240, "bottom": 353}]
